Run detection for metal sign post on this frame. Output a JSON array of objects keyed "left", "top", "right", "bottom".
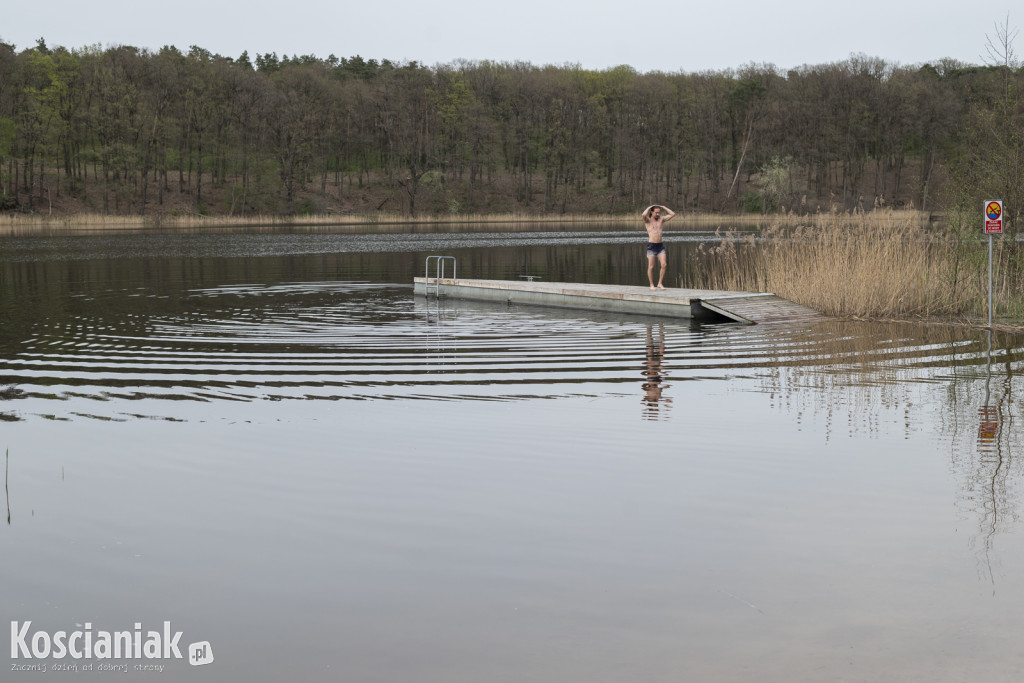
[{"left": 984, "top": 200, "right": 1003, "bottom": 327}]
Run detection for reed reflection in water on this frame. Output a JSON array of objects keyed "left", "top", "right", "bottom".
[{"left": 748, "top": 319, "right": 1024, "bottom": 591}]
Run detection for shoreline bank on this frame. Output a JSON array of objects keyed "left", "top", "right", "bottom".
[{"left": 0, "top": 209, "right": 932, "bottom": 232}]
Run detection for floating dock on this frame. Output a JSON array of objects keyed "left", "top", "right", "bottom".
[{"left": 413, "top": 278, "right": 822, "bottom": 324}]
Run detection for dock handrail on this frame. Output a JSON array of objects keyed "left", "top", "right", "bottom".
[{"left": 424, "top": 256, "right": 456, "bottom": 297}]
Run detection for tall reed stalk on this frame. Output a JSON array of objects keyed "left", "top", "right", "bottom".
[{"left": 688, "top": 212, "right": 1024, "bottom": 321}]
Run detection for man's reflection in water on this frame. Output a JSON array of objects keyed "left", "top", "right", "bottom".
[{"left": 642, "top": 324, "right": 672, "bottom": 420}]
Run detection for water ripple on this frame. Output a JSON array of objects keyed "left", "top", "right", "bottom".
[{"left": 0, "top": 282, "right": 1016, "bottom": 422}]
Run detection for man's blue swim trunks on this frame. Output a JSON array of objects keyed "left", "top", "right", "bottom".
[{"left": 647, "top": 242, "right": 666, "bottom": 257}]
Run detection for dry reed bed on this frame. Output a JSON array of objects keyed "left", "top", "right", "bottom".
[
  {"left": 689, "top": 213, "right": 1024, "bottom": 323},
  {"left": 1, "top": 212, "right": 647, "bottom": 231},
  {"left": 1, "top": 209, "right": 930, "bottom": 232}
]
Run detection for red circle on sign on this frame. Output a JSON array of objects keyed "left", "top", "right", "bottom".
[{"left": 987, "top": 202, "right": 1002, "bottom": 220}]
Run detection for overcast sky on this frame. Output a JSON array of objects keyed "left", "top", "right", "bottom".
[{"left": 2, "top": 1, "right": 1018, "bottom": 73}]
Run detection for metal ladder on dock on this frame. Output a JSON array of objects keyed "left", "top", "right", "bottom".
[{"left": 424, "top": 256, "right": 456, "bottom": 297}]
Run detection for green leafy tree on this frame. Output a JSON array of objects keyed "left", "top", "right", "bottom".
[{"left": 755, "top": 156, "right": 795, "bottom": 213}]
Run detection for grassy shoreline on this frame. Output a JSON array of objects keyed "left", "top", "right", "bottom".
[
  {"left": 0, "top": 209, "right": 934, "bottom": 231},
  {"left": 0, "top": 211, "right": 644, "bottom": 231}
]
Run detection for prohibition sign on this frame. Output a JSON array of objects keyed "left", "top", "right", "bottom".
[{"left": 985, "top": 200, "right": 1003, "bottom": 234}]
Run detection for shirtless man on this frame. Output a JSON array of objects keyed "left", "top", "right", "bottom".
[{"left": 641, "top": 204, "right": 676, "bottom": 290}]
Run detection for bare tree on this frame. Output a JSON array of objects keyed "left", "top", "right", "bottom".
[{"left": 983, "top": 13, "right": 1020, "bottom": 69}]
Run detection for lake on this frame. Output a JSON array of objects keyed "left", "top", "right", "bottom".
[{"left": 2, "top": 225, "right": 1023, "bottom": 682}]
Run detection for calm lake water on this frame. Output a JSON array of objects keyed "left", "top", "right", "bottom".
[{"left": 2, "top": 225, "right": 1024, "bottom": 682}]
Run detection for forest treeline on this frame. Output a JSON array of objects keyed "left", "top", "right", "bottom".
[{"left": 0, "top": 38, "right": 1022, "bottom": 222}]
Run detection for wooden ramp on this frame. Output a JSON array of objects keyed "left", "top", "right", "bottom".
[
  {"left": 696, "top": 293, "right": 824, "bottom": 324},
  {"left": 414, "top": 278, "right": 823, "bottom": 325}
]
